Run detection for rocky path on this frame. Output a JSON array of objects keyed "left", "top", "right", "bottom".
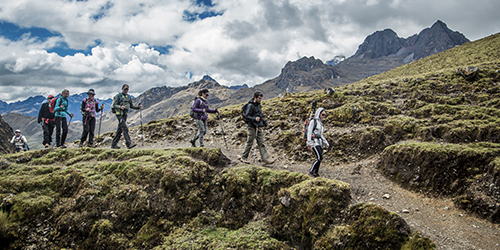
[{"left": 101, "top": 129, "right": 500, "bottom": 250}]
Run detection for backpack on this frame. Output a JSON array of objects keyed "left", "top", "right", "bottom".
[
  {"left": 303, "top": 118, "right": 318, "bottom": 140},
  {"left": 49, "top": 97, "right": 59, "bottom": 114},
  {"left": 241, "top": 102, "right": 252, "bottom": 123},
  {"left": 189, "top": 97, "right": 199, "bottom": 118},
  {"left": 111, "top": 93, "right": 130, "bottom": 114}
]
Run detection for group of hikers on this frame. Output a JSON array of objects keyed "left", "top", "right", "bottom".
[
  {"left": 13, "top": 85, "right": 329, "bottom": 177},
  {"left": 189, "top": 89, "right": 328, "bottom": 177}
]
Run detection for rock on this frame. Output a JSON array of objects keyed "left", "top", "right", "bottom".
[
  {"left": 403, "top": 209, "right": 410, "bottom": 213},
  {"left": 457, "top": 66, "right": 478, "bottom": 81},
  {"left": 102, "top": 137, "right": 113, "bottom": 145},
  {"left": 382, "top": 194, "right": 391, "bottom": 199}
]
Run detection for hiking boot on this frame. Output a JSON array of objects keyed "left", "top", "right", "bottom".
[
  {"left": 199, "top": 144, "right": 205, "bottom": 148},
  {"left": 127, "top": 143, "right": 137, "bottom": 149},
  {"left": 111, "top": 145, "right": 120, "bottom": 149},
  {"left": 59, "top": 145, "right": 67, "bottom": 149},
  {"left": 78, "top": 142, "right": 83, "bottom": 148},
  {"left": 308, "top": 171, "right": 317, "bottom": 178},
  {"left": 239, "top": 158, "right": 250, "bottom": 164},
  {"left": 44, "top": 143, "right": 50, "bottom": 148},
  {"left": 190, "top": 140, "right": 196, "bottom": 147},
  {"left": 87, "top": 143, "right": 95, "bottom": 148}
]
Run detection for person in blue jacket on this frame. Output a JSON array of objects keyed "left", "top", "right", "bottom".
[
  {"left": 54, "top": 89, "right": 74, "bottom": 148},
  {"left": 189, "top": 89, "right": 218, "bottom": 147}
]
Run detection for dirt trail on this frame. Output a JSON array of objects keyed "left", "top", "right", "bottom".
[{"left": 99, "top": 129, "right": 500, "bottom": 250}]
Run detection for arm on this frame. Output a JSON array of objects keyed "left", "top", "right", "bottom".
[
  {"left": 95, "top": 101, "right": 103, "bottom": 112},
  {"left": 54, "top": 98, "right": 62, "bottom": 112},
  {"left": 321, "top": 125, "right": 329, "bottom": 148},
  {"left": 10, "top": 136, "right": 15, "bottom": 144},
  {"left": 112, "top": 94, "right": 121, "bottom": 111},
  {"left": 129, "top": 95, "right": 140, "bottom": 110}
]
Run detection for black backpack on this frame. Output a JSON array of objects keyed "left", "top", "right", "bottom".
[{"left": 241, "top": 102, "right": 252, "bottom": 123}]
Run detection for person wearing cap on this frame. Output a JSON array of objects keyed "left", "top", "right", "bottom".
[
  {"left": 38, "top": 95, "right": 56, "bottom": 148},
  {"left": 111, "top": 84, "right": 142, "bottom": 149},
  {"left": 54, "top": 89, "right": 74, "bottom": 148},
  {"left": 79, "top": 89, "right": 104, "bottom": 148},
  {"left": 10, "top": 129, "right": 28, "bottom": 152}
]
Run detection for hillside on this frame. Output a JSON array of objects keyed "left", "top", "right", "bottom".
[
  {"left": 0, "top": 115, "right": 13, "bottom": 154},
  {"left": 0, "top": 33, "right": 499, "bottom": 249}
]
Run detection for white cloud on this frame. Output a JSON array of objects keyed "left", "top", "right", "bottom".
[{"left": 0, "top": 0, "right": 499, "bottom": 102}]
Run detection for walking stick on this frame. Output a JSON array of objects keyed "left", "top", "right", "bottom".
[
  {"left": 97, "top": 108, "right": 103, "bottom": 140},
  {"left": 217, "top": 113, "right": 228, "bottom": 150},
  {"left": 140, "top": 104, "right": 144, "bottom": 146},
  {"left": 67, "top": 116, "right": 73, "bottom": 127}
]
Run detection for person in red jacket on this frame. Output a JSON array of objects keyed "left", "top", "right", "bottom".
[{"left": 37, "top": 95, "right": 56, "bottom": 148}]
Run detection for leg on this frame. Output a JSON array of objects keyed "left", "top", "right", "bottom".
[
  {"left": 80, "top": 116, "right": 89, "bottom": 144},
  {"left": 241, "top": 127, "right": 256, "bottom": 160},
  {"left": 42, "top": 122, "right": 50, "bottom": 146},
  {"left": 88, "top": 117, "right": 96, "bottom": 145},
  {"left": 60, "top": 117, "right": 68, "bottom": 146},
  {"left": 55, "top": 117, "right": 62, "bottom": 147},
  {"left": 120, "top": 115, "right": 132, "bottom": 147},
  {"left": 198, "top": 120, "right": 207, "bottom": 147},
  {"left": 112, "top": 115, "right": 124, "bottom": 147},
  {"left": 310, "top": 146, "right": 323, "bottom": 177},
  {"left": 48, "top": 122, "right": 55, "bottom": 146},
  {"left": 255, "top": 127, "right": 269, "bottom": 161},
  {"left": 190, "top": 119, "right": 202, "bottom": 146}
]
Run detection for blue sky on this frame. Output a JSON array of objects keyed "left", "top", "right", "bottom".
[{"left": 0, "top": 0, "right": 499, "bottom": 102}]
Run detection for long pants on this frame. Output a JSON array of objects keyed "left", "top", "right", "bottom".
[
  {"left": 191, "top": 119, "right": 207, "bottom": 146},
  {"left": 81, "top": 115, "right": 96, "bottom": 145},
  {"left": 310, "top": 145, "right": 323, "bottom": 174},
  {"left": 55, "top": 117, "right": 68, "bottom": 147},
  {"left": 241, "top": 127, "right": 269, "bottom": 161},
  {"left": 42, "top": 121, "right": 55, "bottom": 146},
  {"left": 112, "top": 115, "right": 131, "bottom": 147}
]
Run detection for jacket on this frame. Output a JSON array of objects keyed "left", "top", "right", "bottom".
[
  {"left": 112, "top": 92, "right": 139, "bottom": 116},
  {"left": 38, "top": 102, "right": 55, "bottom": 123},
  {"left": 192, "top": 97, "right": 217, "bottom": 121},
  {"left": 306, "top": 108, "right": 329, "bottom": 148},
  {"left": 243, "top": 99, "right": 267, "bottom": 128},
  {"left": 81, "top": 98, "right": 102, "bottom": 118},
  {"left": 11, "top": 135, "right": 27, "bottom": 148},
  {"left": 54, "top": 97, "right": 72, "bottom": 118}
]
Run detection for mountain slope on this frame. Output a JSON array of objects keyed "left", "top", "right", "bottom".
[{"left": 0, "top": 114, "right": 14, "bottom": 154}]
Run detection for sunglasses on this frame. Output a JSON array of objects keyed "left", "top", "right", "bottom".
[
  {"left": 321, "top": 113, "right": 327, "bottom": 117},
  {"left": 123, "top": 88, "right": 129, "bottom": 91}
]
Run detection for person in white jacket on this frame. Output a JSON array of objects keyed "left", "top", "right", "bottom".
[
  {"left": 306, "top": 108, "right": 329, "bottom": 177},
  {"left": 10, "top": 129, "right": 28, "bottom": 152}
]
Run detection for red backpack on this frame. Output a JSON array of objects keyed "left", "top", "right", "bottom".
[{"left": 49, "top": 97, "right": 59, "bottom": 114}]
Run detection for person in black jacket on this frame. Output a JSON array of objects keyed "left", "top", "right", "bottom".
[
  {"left": 37, "top": 95, "right": 56, "bottom": 148},
  {"left": 239, "top": 91, "right": 275, "bottom": 164},
  {"left": 79, "top": 89, "right": 104, "bottom": 147}
]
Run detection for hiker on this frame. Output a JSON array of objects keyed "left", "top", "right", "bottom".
[
  {"left": 54, "top": 89, "right": 74, "bottom": 148},
  {"left": 79, "top": 89, "right": 104, "bottom": 148},
  {"left": 10, "top": 129, "right": 28, "bottom": 152},
  {"left": 239, "top": 91, "right": 275, "bottom": 164},
  {"left": 189, "top": 89, "right": 219, "bottom": 147},
  {"left": 37, "top": 94, "right": 56, "bottom": 148},
  {"left": 111, "top": 84, "right": 142, "bottom": 149},
  {"left": 306, "top": 108, "right": 329, "bottom": 177}
]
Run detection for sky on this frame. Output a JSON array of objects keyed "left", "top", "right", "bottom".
[{"left": 0, "top": 0, "right": 499, "bottom": 103}]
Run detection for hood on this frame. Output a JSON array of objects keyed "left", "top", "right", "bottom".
[{"left": 314, "top": 107, "right": 324, "bottom": 119}]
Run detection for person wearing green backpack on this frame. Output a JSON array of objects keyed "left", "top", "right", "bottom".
[{"left": 111, "top": 84, "right": 142, "bottom": 149}]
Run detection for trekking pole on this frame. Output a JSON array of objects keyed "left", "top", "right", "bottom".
[
  {"left": 140, "top": 103, "right": 144, "bottom": 146},
  {"left": 98, "top": 107, "right": 103, "bottom": 140},
  {"left": 254, "top": 126, "right": 258, "bottom": 163},
  {"left": 68, "top": 116, "right": 73, "bottom": 127},
  {"left": 217, "top": 113, "right": 228, "bottom": 151}
]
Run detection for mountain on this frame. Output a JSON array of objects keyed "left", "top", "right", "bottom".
[
  {"left": 0, "top": 114, "right": 14, "bottom": 154},
  {"left": 0, "top": 93, "right": 113, "bottom": 121},
  {"left": 330, "top": 20, "right": 470, "bottom": 84}
]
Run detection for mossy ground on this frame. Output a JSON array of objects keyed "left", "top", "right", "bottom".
[{"left": 0, "top": 147, "right": 433, "bottom": 249}]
